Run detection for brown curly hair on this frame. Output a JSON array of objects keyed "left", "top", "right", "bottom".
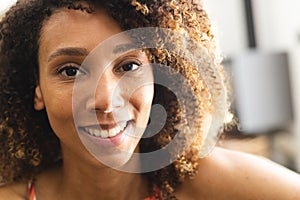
[{"left": 0, "top": 0, "right": 227, "bottom": 199}]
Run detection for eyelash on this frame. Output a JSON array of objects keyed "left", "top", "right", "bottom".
[
  {"left": 55, "top": 59, "right": 143, "bottom": 79},
  {"left": 115, "top": 60, "right": 142, "bottom": 73},
  {"left": 56, "top": 64, "right": 85, "bottom": 79}
]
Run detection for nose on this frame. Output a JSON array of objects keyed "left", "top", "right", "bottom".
[{"left": 86, "top": 72, "right": 124, "bottom": 113}]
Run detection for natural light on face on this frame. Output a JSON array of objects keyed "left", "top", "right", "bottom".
[
  {"left": 73, "top": 40, "right": 154, "bottom": 168},
  {"left": 37, "top": 8, "right": 154, "bottom": 169}
]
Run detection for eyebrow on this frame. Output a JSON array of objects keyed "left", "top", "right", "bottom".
[
  {"left": 113, "top": 43, "right": 141, "bottom": 54},
  {"left": 48, "top": 47, "right": 89, "bottom": 62}
]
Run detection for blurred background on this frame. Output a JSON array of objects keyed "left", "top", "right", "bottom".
[
  {"left": 0, "top": 0, "right": 16, "bottom": 14},
  {"left": 0, "top": 1, "right": 299, "bottom": 172},
  {"left": 204, "top": 0, "right": 300, "bottom": 173}
]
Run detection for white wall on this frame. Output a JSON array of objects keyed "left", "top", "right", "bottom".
[
  {"left": 204, "top": 0, "right": 300, "bottom": 53},
  {"left": 203, "top": 0, "right": 248, "bottom": 57},
  {"left": 252, "top": 0, "right": 300, "bottom": 51},
  {"left": 0, "top": 0, "right": 17, "bottom": 14}
]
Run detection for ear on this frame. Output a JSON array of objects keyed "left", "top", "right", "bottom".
[{"left": 34, "top": 85, "right": 45, "bottom": 110}]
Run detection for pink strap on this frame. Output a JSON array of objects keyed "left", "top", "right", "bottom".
[
  {"left": 28, "top": 179, "right": 161, "bottom": 200},
  {"left": 28, "top": 179, "right": 36, "bottom": 200},
  {"left": 144, "top": 185, "right": 162, "bottom": 200}
]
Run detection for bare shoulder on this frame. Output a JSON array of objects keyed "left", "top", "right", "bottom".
[
  {"left": 175, "top": 147, "right": 300, "bottom": 200},
  {"left": 0, "top": 181, "right": 28, "bottom": 200}
]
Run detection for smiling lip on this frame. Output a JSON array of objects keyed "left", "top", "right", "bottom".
[
  {"left": 83, "top": 121, "right": 127, "bottom": 138},
  {"left": 79, "top": 121, "right": 130, "bottom": 146}
]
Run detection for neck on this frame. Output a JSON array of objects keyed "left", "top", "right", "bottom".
[{"left": 56, "top": 146, "right": 149, "bottom": 200}]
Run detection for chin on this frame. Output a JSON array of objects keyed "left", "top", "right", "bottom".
[{"left": 97, "top": 150, "right": 136, "bottom": 168}]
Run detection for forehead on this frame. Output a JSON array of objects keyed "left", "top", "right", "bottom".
[{"left": 38, "top": 8, "right": 123, "bottom": 61}]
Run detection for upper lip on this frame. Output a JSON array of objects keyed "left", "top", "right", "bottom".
[{"left": 80, "top": 120, "right": 129, "bottom": 130}]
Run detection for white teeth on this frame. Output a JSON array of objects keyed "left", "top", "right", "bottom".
[
  {"left": 108, "top": 128, "right": 117, "bottom": 137},
  {"left": 100, "top": 130, "right": 109, "bottom": 138},
  {"left": 84, "top": 121, "right": 127, "bottom": 138},
  {"left": 119, "top": 121, "right": 126, "bottom": 130},
  {"left": 92, "top": 129, "right": 99, "bottom": 137}
]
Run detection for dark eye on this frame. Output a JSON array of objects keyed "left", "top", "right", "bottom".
[
  {"left": 116, "top": 62, "right": 141, "bottom": 72},
  {"left": 57, "top": 65, "right": 85, "bottom": 78},
  {"left": 63, "top": 67, "right": 78, "bottom": 76}
]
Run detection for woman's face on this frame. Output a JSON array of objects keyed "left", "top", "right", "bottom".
[{"left": 35, "top": 7, "right": 154, "bottom": 167}]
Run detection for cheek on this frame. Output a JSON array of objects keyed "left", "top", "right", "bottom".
[
  {"left": 43, "top": 89, "right": 74, "bottom": 128},
  {"left": 130, "top": 84, "right": 154, "bottom": 124},
  {"left": 133, "top": 84, "right": 153, "bottom": 109}
]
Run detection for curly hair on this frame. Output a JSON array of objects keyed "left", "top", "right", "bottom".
[{"left": 0, "top": 0, "right": 227, "bottom": 199}]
